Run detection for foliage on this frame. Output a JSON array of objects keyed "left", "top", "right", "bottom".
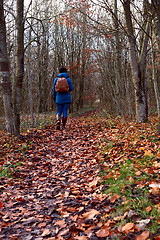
[{"left": 0, "top": 110, "right": 160, "bottom": 239}]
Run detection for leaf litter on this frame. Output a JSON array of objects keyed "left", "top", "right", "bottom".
[{"left": 0, "top": 110, "right": 160, "bottom": 239}]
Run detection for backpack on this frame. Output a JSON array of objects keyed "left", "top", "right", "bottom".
[{"left": 55, "top": 77, "right": 69, "bottom": 92}]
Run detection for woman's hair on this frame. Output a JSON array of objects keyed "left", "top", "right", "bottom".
[{"left": 60, "top": 67, "right": 67, "bottom": 73}]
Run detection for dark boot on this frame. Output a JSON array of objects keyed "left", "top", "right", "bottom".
[
  {"left": 62, "top": 117, "right": 67, "bottom": 129},
  {"left": 56, "top": 114, "right": 61, "bottom": 130}
]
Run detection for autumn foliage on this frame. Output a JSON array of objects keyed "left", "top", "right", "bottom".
[{"left": 0, "top": 110, "right": 160, "bottom": 239}]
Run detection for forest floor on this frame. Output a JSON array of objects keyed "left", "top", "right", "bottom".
[{"left": 0, "top": 110, "right": 160, "bottom": 240}]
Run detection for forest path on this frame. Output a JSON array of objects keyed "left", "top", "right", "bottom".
[{"left": 0, "top": 111, "right": 114, "bottom": 240}]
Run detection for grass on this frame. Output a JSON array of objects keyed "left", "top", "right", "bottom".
[
  {"left": 102, "top": 155, "right": 160, "bottom": 234},
  {"left": 0, "top": 161, "right": 21, "bottom": 178},
  {"left": 0, "top": 111, "right": 57, "bottom": 131}
]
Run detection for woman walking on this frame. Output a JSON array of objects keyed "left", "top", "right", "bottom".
[{"left": 53, "top": 67, "right": 73, "bottom": 130}]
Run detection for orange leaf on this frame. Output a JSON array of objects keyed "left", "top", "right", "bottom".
[
  {"left": 136, "top": 231, "right": 150, "bottom": 240},
  {"left": 110, "top": 194, "right": 120, "bottom": 203},
  {"left": 135, "top": 171, "right": 142, "bottom": 176},
  {"left": 55, "top": 220, "right": 66, "bottom": 226},
  {"left": 145, "top": 206, "right": 153, "bottom": 212},
  {"left": 89, "top": 178, "right": 100, "bottom": 188},
  {"left": 121, "top": 222, "right": 134, "bottom": 233},
  {"left": 16, "top": 197, "right": 25, "bottom": 202},
  {"left": 150, "top": 187, "right": 160, "bottom": 194},
  {"left": 75, "top": 236, "right": 88, "bottom": 240},
  {"left": 154, "top": 236, "right": 160, "bottom": 240},
  {"left": 96, "top": 228, "right": 110, "bottom": 237},
  {"left": 41, "top": 229, "right": 50, "bottom": 237},
  {"left": 82, "top": 209, "right": 100, "bottom": 219},
  {"left": 144, "top": 150, "right": 152, "bottom": 156},
  {"left": 38, "top": 222, "right": 46, "bottom": 228}
]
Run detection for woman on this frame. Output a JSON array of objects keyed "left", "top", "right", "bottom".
[{"left": 53, "top": 67, "right": 73, "bottom": 130}]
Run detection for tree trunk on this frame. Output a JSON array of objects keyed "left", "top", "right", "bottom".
[
  {"left": 151, "top": 0, "right": 160, "bottom": 51},
  {"left": 13, "top": 0, "right": 24, "bottom": 135},
  {"left": 78, "top": 12, "right": 87, "bottom": 110},
  {"left": 0, "top": 0, "right": 14, "bottom": 134},
  {"left": 123, "top": 0, "right": 148, "bottom": 123},
  {"left": 27, "top": 25, "right": 34, "bottom": 126},
  {"left": 113, "top": 0, "right": 121, "bottom": 114},
  {"left": 151, "top": 26, "right": 160, "bottom": 117},
  {"left": 151, "top": 0, "right": 160, "bottom": 134}
]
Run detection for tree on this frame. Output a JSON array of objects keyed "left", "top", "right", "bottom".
[
  {"left": 151, "top": 0, "right": 160, "bottom": 51},
  {"left": 122, "top": 0, "right": 150, "bottom": 122},
  {"left": 151, "top": 0, "right": 160, "bottom": 133},
  {"left": 0, "top": 0, "right": 14, "bottom": 134},
  {"left": 13, "top": 0, "right": 24, "bottom": 135}
]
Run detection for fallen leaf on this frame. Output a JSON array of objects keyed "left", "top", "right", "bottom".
[
  {"left": 150, "top": 187, "right": 160, "bottom": 194},
  {"left": 136, "top": 219, "right": 150, "bottom": 230},
  {"left": 0, "top": 202, "right": 2, "bottom": 210},
  {"left": 144, "top": 150, "right": 152, "bottom": 156},
  {"left": 154, "top": 236, "right": 160, "bottom": 240},
  {"left": 121, "top": 222, "right": 134, "bottom": 233},
  {"left": 149, "top": 183, "right": 160, "bottom": 189},
  {"left": 145, "top": 206, "right": 153, "bottom": 212},
  {"left": 75, "top": 236, "right": 88, "bottom": 240},
  {"left": 96, "top": 228, "right": 110, "bottom": 237},
  {"left": 16, "top": 197, "right": 25, "bottom": 202},
  {"left": 41, "top": 228, "right": 50, "bottom": 237},
  {"left": 58, "top": 228, "right": 70, "bottom": 236},
  {"left": 110, "top": 194, "right": 120, "bottom": 203},
  {"left": 89, "top": 178, "right": 99, "bottom": 188},
  {"left": 55, "top": 220, "right": 66, "bottom": 226},
  {"left": 82, "top": 209, "right": 100, "bottom": 219},
  {"left": 38, "top": 222, "right": 46, "bottom": 228},
  {"left": 135, "top": 171, "right": 142, "bottom": 176},
  {"left": 136, "top": 231, "right": 150, "bottom": 240}
]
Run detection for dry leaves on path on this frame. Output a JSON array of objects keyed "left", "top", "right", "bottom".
[{"left": 0, "top": 111, "right": 160, "bottom": 239}]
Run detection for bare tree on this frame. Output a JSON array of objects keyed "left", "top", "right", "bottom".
[
  {"left": 122, "top": 0, "right": 150, "bottom": 122},
  {"left": 151, "top": 0, "right": 160, "bottom": 133},
  {"left": 13, "top": 0, "right": 24, "bottom": 135},
  {"left": 151, "top": 0, "right": 160, "bottom": 50},
  {"left": 0, "top": 0, "right": 14, "bottom": 134}
]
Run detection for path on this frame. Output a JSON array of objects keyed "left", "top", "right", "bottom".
[{"left": 0, "top": 113, "right": 112, "bottom": 239}]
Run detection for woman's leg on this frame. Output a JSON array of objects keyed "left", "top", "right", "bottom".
[
  {"left": 63, "top": 103, "right": 69, "bottom": 117},
  {"left": 62, "top": 103, "right": 69, "bottom": 128},
  {"left": 56, "top": 104, "right": 63, "bottom": 130}
]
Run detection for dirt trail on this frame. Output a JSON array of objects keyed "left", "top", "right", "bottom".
[{"left": 0, "top": 114, "right": 112, "bottom": 239}]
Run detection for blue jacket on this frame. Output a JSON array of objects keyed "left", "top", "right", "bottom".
[{"left": 53, "top": 72, "right": 73, "bottom": 104}]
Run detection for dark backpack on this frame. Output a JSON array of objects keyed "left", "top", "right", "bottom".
[{"left": 55, "top": 77, "right": 69, "bottom": 92}]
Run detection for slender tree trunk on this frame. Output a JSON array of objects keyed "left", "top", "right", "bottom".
[
  {"left": 13, "top": 0, "right": 24, "bottom": 135},
  {"left": 27, "top": 26, "right": 34, "bottom": 125},
  {"left": 113, "top": 0, "right": 121, "bottom": 114},
  {"left": 78, "top": 13, "right": 87, "bottom": 110},
  {"left": 151, "top": 0, "right": 160, "bottom": 51},
  {"left": 151, "top": 0, "right": 160, "bottom": 134},
  {"left": 151, "top": 25, "right": 160, "bottom": 117},
  {"left": 0, "top": 0, "right": 14, "bottom": 134},
  {"left": 123, "top": 0, "right": 148, "bottom": 122},
  {"left": 37, "top": 37, "right": 42, "bottom": 115}
]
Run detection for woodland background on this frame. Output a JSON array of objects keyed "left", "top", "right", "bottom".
[
  {"left": 1, "top": 1, "right": 160, "bottom": 238},
  {"left": 0, "top": 0, "right": 160, "bottom": 135}
]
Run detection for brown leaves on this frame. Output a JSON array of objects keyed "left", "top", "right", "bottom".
[
  {"left": 0, "top": 112, "right": 159, "bottom": 239},
  {"left": 82, "top": 209, "right": 100, "bottom": 219},
  {"left": 109, "top": 194, "right": 120, "bottom": 203},
  {"left": 136, "top": 231, "right": 150, "bottom": 240},
  {"left": 96, "top": 225, "right": 110, "bottom": 237},
  {"left": 121, "top": 222, "right": 134, "bottom": 234},
  {"left": 41, "top": 228, "right": 52, "bottom": 237}
]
